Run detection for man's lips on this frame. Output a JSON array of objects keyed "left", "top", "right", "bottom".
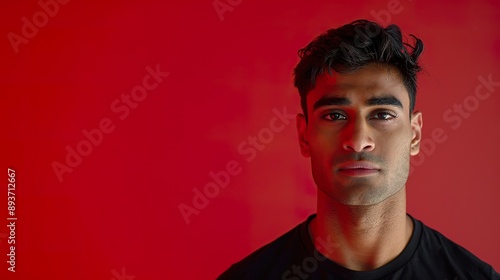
[{"left": 337, "top": 161, "right": 381, "bottom": 176}]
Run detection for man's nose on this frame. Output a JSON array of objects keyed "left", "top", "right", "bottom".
[{"left": 341, "top": 117, "right": 375, "bottom": 152}]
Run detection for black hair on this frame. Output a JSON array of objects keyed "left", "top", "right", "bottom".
[{"left": 293, "top": 19, "right": 424, "bottom": 120}]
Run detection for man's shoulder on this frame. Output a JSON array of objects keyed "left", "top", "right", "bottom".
[
  {"left": 413, "top": 217, "right": 499, "bottom": 279},
  {"left": 217, "top": 215, "right": 313, "bottom": 280},
  {"left": 418, "top": 219, "right": 486, "bottom": 263}
]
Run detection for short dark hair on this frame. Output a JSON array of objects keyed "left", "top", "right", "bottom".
[{"left": 293, "top": 19, "right": 424, "bottom": 119}]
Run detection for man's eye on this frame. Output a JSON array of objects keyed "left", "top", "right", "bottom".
[
  {"left": 371, "top": 112, "right": 396, "bottom": 120},
  {"left": 323, "top": 112, "right": 347, "bottom": 121}
]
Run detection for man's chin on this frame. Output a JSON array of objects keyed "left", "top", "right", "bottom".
[
  {"left": 323, "top": 183, "right": 392, "bottom": 206},
  {"left": 338, "top": 184, "right": 405, "bottom": 206}
]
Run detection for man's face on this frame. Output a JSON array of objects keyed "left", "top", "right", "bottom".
[{"left": 296, "top": 63, "right": 423, "bottom": 206}]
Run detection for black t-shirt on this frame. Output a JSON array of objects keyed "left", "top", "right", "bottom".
[{"left": 218, "top": 214, "right": 499, "bottom": 280}]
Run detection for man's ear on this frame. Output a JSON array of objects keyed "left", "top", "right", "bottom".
[
  {"left": 296, "top": 113, "right": 311, "bottom": 157},
  {"left": 410, "top": 111, "right": 423, "bottom": 156}
]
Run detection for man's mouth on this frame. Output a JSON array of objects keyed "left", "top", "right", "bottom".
[{"left": 337, "top": 161, "right": 381, "bottom": 176}]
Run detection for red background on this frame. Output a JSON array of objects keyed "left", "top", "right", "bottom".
[{"left": 1, "top": 0, "right": 499, "bottom": 279}]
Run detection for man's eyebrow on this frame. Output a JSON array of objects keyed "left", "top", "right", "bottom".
[
  {"left": 312, "top": 96, "right": 351, "bottom": 111},
  {"left": 312, "top": 95, "right": 404, "bottom": 111},
  {"left": 366, "top": 96, "right": 403, "bottom": 109}
]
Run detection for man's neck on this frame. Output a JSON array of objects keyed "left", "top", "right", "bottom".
[{"left": 309, "top": 187, "right": 413, "bottom": 271}]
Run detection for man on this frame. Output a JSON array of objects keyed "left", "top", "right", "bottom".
[{"left": 218, "top": 20, "right": 500, "bottom": 279}]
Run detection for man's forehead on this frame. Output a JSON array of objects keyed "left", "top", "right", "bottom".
[
  {"left": 315, "top": 66, "right": 405, "bottom": 90},
  {"left": 308, "top": 67, "right": 409, "bottom": 107}
]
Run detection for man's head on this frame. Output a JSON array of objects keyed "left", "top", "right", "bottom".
[
  {"left": 294, "top": 20, "right": 424, "bottom": 206},
  {"left": 294, "top": 20, "right": 423, "bottom": 120}
]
